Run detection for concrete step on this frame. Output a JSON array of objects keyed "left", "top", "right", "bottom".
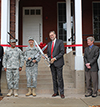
[
  {"left": 19, "top": 78, "right": 74, "bottom": 84},
  {"left": 2, "top": 88, "right": 77, "bottom": 95},
  {"left": 38, "top": 68, "right": 51, "bottom": 71},
  {"left": 38, "top": 63, "right": 70, "bottom": 68},
  {"left": 38, "top": 63, "right": 71, "bottom": 68},
  {"left": 1, "top": 82, "right": 74, "bottom": 90},
  {"left": 18, "top": 82, "right": 74, "bottom": 89},
  {"left": 19, "top": 75, "right": 72, "bottom": 80},
  {"left": 38, "top": 71, "right": 72, "bottom": 76},
  {"left": 20, "top": 70, "right": 72, "bottom": 76},
  {"left": 19, "top": 76, "right": 73, "bottom": 84},
  {"left": 19, "top": 78, "right": 53, "bottom": 83},
  {"left": 20, "top": 74, "right": 73, "bottom": 80},
  {"left": 22, "top": 62, "right": 72, "bottom": 73},
  {"left": 1, "top": 53, "right": 77, "bottom": 95}
]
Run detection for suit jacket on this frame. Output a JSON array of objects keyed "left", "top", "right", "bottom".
[
  {"left": 84, "top": 45, "right": 99, "bottom": 72},
  {"left": 47, "top": 39, "right": 64, "bottom": 67},
  {"left": 0, "top": 46, "right": 4, "bottom": 67}
]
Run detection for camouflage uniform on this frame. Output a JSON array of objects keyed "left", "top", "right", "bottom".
[
  {"left": 3, "top": 47, "right": 24, "bottom": 90},
  {"left": 24, "top": 44, "right": 41, "bottom": 88}
]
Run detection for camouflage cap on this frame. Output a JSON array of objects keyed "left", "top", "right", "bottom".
[
  {"left": 28, "top": 37, "right": 34, "bottom": 41},
  {"left": 10, "top": 39, "right": 17, "bottom": 43}
]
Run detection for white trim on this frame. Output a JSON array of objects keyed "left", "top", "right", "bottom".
[
  {"left": 23, "top": 7, "right": 42, "bottom": 16},
  {"left": 75, "top": 0, "right": 84, "bottom": 70},
  {"left": 1, "top": 0, "right": 9, "bottom": 51},
  {"left": 23, "top": 7, "right": 43, "bottom": 43},
  {"left": 57, "top": 2, "right": 74, "bottom": 44},
  {"left": 66, "top": 0, "right": 72, "bottom": 53},
  {"left": 92, "top": 1, "right": 100, "bottom": 3},
  {"left": 7, "top": 0, "right": 10, "bottom": 43},
  {"left": 15, "top": 0, "right": 19, "bottom": 45},
  {"left": 57, "top": 2, "right": 66, "bottom": 42}
]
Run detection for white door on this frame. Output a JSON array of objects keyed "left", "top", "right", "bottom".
[{"left": 23, "top": 7, "right": 42, "bottom": 48}]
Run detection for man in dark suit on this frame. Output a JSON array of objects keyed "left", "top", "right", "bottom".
[
  {"left": 47, "top": 31, "right": 65, "bottom": 98},
  {"left": 84, "top": 37, "right": 99, "bottom": 97},
  {"left": 0, "top": 45, "right": 4, "bottom": 96}
]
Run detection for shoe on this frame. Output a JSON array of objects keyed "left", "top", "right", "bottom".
[
  {"left": 85, "top": 93, "right": 92, "bottom": 97},
  {"left": 52, "top": 93, "right": 59, "bottom": 97},
  {"left": 32, "top": 88, "right": 36, "bottom": 96},
  {"left": 32, "top": 88, "right": 36, "bottom": 97},
  {"left": 26, "top": 88, "right": 32, "bottom": 96},
  {"left": 0, "top": 92, "right": 3, "bottom": 96},
  {"left": 14, "top": 90, "right": 18, "bottom": 97},
  {"left": 60, "top": 94, "right": 65, "bottom": 99},
  {"left": 92, "top": 94, "right": 97, "bottom": 98},
  {"left": 7, "top": 89, "right": 13, "bottom": 97}
]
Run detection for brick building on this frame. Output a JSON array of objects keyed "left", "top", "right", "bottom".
[
  {"left": 0, "top": 0, "right": 100, "bottom": 48},
  {"left": 0, "top": 0, "right": 100, "bottom": 94}
]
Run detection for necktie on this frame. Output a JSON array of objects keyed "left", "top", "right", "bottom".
[
  {"left": 89, "top": 47, "right": 91, "bottom": 52},
  {"left": 51, "top": 41, "right": 54, "bottom": 58}
]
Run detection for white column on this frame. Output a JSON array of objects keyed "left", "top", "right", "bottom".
[
  {"left": 75, "top": 0, "right": 84, "bottom": 70},
  {"left": 1, "top": 0, "right": 9, "bottom": 50},
  {"left": 15, "top": 0, "right": 19, "bottom": 45},
  {"left": 7, "top": 0, "right": 10, "bottom": 43},
  {"left": 66, "top": 0, "right": 72, "bottom": 54}
]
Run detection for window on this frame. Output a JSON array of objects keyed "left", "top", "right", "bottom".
[
  {"left": 24, "top": 9, "right": 41, "bottom": 15},
  {"left": 25, "top": 9, "right": 29, "bottom": 15},
  {"left": 36, "top": 9, "right": 41, "bottom": 15},
  {"left": 93, "top": 3, "right": 100, "bottom": 41},
  {"left": 30, "top": 9, "right": 35, "bottom": 15},
  {"left": 58, "top": 3, "right": 74, "bottom": 42}
]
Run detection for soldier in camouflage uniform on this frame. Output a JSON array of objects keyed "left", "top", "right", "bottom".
[
  {"left": 3, "top": 39, "right": 24, "bottom": 97},
  {"left": 24, "top": 37, "right": 41, "bottom": 96}
]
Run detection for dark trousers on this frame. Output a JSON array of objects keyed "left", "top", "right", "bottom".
[
  {"left": 50, "top": 64, "right": 64, "bottom": 95},
  {"left": 85, "top": 71, "right": 98, "bottom": 94},
  {"left": 0, "top": 67, "right": 2, "bottom": 92}
]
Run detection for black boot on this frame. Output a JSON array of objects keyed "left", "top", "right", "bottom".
[
  {"left": 85, "top": 93, "right": 92, "bottom": 97},
  {"left": 0, "top": 92, "right": 3, "bottom": 96}
]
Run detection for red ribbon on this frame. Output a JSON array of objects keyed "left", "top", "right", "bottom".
[
  {"left": 64, "top": 44, "right": 83, "bottom": 47},
  {"left": 1, "top": 44, "right": 28, "bottom": 47},
  {"left": 39, "top": 42, "right": 47, "bottom": 49},
  {"left": 1, "top": 44, "right": 83, "bottom": 48}
]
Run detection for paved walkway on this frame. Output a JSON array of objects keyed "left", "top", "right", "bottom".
[{"left": 0, "top": 94, "right": 100, "bottom": 107}]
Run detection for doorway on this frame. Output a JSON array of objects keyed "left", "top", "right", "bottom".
[{"left": 23, "top": 7, "right": 42, "bottom": 47}]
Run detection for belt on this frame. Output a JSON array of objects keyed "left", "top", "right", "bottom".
[{"left": 7, "top": 68, "right": 18, "bottom": 70}]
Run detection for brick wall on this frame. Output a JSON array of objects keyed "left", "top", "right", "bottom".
[
  {"left": 10, "top": 0, "right": 16, "bottom": 38},
  {"left": 82, "top": 0, "right": 93, "bottom": 48},
  {"left": 82, "top": 0, "right": 100, "bottom": 48}
]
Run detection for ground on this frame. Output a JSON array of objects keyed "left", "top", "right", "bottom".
[{"left": 0, "top": 94, "right": 100, "bottom": 107}]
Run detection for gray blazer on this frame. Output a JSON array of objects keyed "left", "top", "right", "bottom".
[
  {"left": 47, "top": 39, "right": 64, "bottom": 68},
  {"left": 84, "top": 45, "right": 99, "bottom": 72}
]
